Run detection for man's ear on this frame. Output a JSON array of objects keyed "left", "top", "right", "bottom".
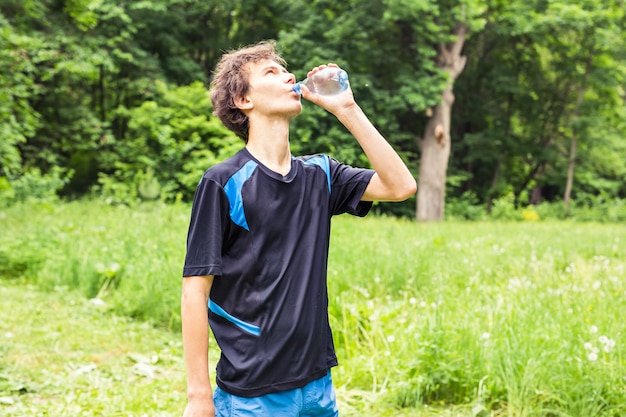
[{"left": 234, "top": 94, "right": 253, "bottom": 111}]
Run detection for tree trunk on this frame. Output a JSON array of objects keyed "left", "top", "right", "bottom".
[
  {"left": 564, "top": 55, "right": 592, "bottom": 212},
  {"left": 563, "top": 134, "right": 577, "bottom": 212},
  {"left": 486, "top": 156, "right": 502, "bottom": 214},
  {"left": 99, "top": 64, "right": 106, "bottom": 122},
  {"left": 416, "top": 23, "right": 467, "bottom": 221},
  {"left": 487, "top": 93, "right": 513, "bottom": 213},
  {"left": 530, "top": 184, "right": 543, "bottom": 205}
]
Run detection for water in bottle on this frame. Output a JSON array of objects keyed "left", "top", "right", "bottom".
[{"left": 292, "top": 67, "right": 349, "bottom": 96}]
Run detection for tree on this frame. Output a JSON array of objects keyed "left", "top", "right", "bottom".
[
  {"left": 1, "top": 0, "right": 290, "bottom": 199},
  {"left": 282, "top": 0, "right": 490, "bottom": 220},
  {"left": 416, "top": 20, "right": 468, "bottom": 221},
  {"left": 3, "top": 0, "right": 625, "bottom": 213},
  {"left": 0, "top": 12, "right": 40, "bottom": 178},
  {"left": 280, "top": 0, "right": 457, "bottom": 218},
  {"left": 535, "top": 1, "right": 626, "bottom": 211},
  {"left": 452, "top": 0, "right": 626, "bottom": 211}
]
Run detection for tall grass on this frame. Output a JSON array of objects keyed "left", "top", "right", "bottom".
[
  {"left": 1, "top": 201, "right": 625, "bottom": 416},
  {"left": 0, "top": 201, "right": 187, "bottom": 327},
  {"left": 328, "top": 218, "right": 625, "bottom": 415}
]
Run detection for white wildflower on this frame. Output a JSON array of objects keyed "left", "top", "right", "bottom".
[{"left": 599, "top": 336, "right": 616, "bottom": 353}]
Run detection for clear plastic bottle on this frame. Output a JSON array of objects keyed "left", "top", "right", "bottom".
[{"left": 292, "top": 67, "right": 349, "bottom": 96}]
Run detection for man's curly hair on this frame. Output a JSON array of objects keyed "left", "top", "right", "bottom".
[{"left": 210, "top": 41, "right": 287, "bottom": 143}]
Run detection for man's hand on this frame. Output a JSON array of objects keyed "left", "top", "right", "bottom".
[
  {"left": 300, "top": 64, "right": 417, "bottom": 202},
  {"left": 182, "top": 397, "right": 215, "bottom": 417},
  {"left": 299, "top": 63, "right": 357, "bottom": 116}
]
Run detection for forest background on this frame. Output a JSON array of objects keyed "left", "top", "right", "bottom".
[{"left": 1, "top": 0, "right": 625, "bottom": 220}]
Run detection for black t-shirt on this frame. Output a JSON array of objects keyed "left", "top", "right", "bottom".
[{"left": 183, "top": 147, "right": 374, "bottom": 397}]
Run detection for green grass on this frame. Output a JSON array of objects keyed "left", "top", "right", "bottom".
[
  {"left": 0, "top": 284, "right": 191, "bottom": 416},
  {"left": 1, "top": 201, "right": 626, "bottom": 416}
]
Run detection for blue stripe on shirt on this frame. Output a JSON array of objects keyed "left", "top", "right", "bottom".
[
  {"left": 303, "top": 155, "right": 331, "bottom": 193},
  {"left": 208, "top": 299, "right": 261, "bottom": 336},
  {"left": 223, "top": 160, "right": 258, "bottom": 231}
]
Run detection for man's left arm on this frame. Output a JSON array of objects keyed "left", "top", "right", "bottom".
[
  {"left": 300, "top": 64, "right": 416, "bottom": 202},
  {"left": 334, "top": 103, "right": 417, "bottom": 202}
]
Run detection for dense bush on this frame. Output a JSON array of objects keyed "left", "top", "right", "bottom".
[{"left": 94, "top": 81, "right": 241, "bottom": 205}]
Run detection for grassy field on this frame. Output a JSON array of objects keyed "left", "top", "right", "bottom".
[
  {"left": 0, "top": 283, "right": 188, "bottom": 416},
  {"left": 1, "top": 201, "right": 625, "bottom": 416}
]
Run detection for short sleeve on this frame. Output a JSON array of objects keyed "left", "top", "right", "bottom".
[
  {"left": 182, "top": 178, "right": 230, "bottom": 277},
  {"left": 328, "top": 157, "right": 375, "bottom": 217}
]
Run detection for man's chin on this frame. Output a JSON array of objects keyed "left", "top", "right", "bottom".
[{"left": 288, "top": 106, "right": 303, "bottom": 120}]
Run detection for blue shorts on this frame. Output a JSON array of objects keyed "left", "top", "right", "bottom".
[{"left": 214, "top": 371, "right": 339, "bottom": 417}]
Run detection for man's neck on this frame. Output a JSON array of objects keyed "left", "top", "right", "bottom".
[{"left": 246, "top": 118, "right": 292, "bottom": 176}]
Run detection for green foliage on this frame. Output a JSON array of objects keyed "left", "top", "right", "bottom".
[
  {"left": 0, "top": 13, "right": 40, "bottom": 177},
  {"left": 0, "top": 0, "right": 625, "bottom": 216},
  {"left": 445, "top": 192, "right": 487, "bottom": 220},
  {"left": 64, "top": 0, "right": 99, "bottom": 31},
  {"left": 454, "top": 0, "right": 626, "bottom": 209},
  {"left": 0, "top": 167, "right": 70, "bottom": 207},
  {"left": 136, "top": 167, "right": 161, "bottom": 201},
  {"left": 97, "top": 81, "right": 240, "bottom": 204},
  {"left": 279, "top": 0, "right": 449, "bottom": 171},
  {"left": 489, "top": 191, "right": 519, "bottom": 221},
  {"left": 0, "top": 177, "right": 14, "bottom": 205},
  {"left": 565, "top": 194, "right": 626, "bottom": 222}
]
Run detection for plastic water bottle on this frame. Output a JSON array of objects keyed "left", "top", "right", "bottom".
[{"left": 292, "top": 67, "right": 349, "bottom": 96}]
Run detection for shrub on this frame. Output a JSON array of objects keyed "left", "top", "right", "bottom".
[
  {"left": 0, "top": 167, "right": 70, "bottom": 206},
  {"left": 445, "top": 192, "right": 486, "bottom": 221},
  {"left": 96, "top": 81, "right": 240, "bottom": 205}
]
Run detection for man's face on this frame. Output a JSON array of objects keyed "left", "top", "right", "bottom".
[{"left": 240, "top": 59, "right": 302, "bottom": 120}]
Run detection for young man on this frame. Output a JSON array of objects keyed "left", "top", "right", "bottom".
[{"left": 181, "top": 41, "right": 416, "bottom": 417}]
